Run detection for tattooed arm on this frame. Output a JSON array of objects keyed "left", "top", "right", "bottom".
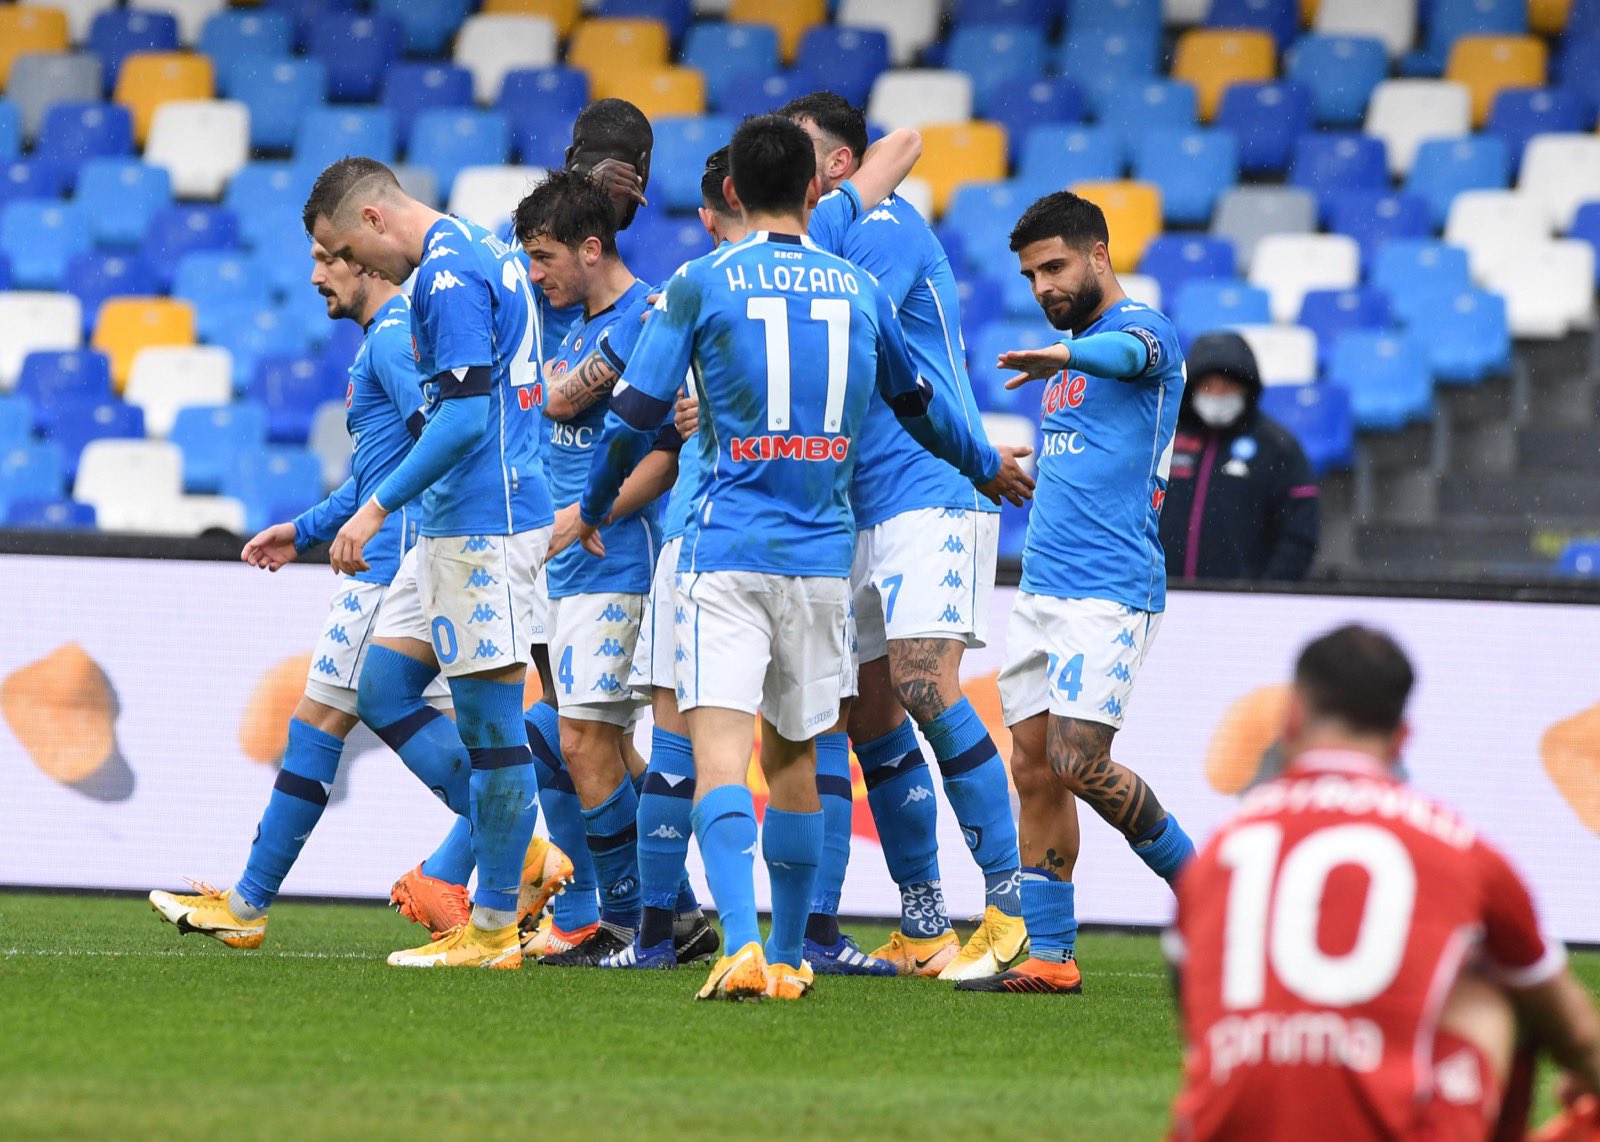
[{"left": 543, "top": 348, "right": 621, "bottom": 422}]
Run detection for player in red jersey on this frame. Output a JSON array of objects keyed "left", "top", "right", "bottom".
[{"left": 1169, "top": 624, "right": 1600, "bottom": 1141}]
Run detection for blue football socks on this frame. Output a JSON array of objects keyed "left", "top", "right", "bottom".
[
  {"left": 358, "top": 647, "right": 469, "bottom": 815},
  {"left": 581, "top": 775, "right": 642, "bottom": 932},
  {"left": 638, "top": 726, "right": 695, "bottom": 947},
  {"left": 452, "top": 676, "right": 538, "bottom": 919},
  {"left": 805, "top": 732, "right": 853, "bottom": 945},
  {"left": 854, "top": 719, "right": 950, "bottom": 937},
  {"left": 234, "top": 718, "right": 344, "bottom": 911},
  {"left": 762, "top": 807, "right": 823, "bottom": 969},
  {"left": 921, "top": 698, "right": 1022, "bottom": 917},
  {"left": 526, "top": 703, "right": 599, "bottom": 932},
  {"left": 1132, "top": 813, "right": 1196, "bottom": 885},
  {"left": 1020, "top": 868, "right": 1077, "bottom": 963},
  {"left": 692, "top": 783, "right": 760, "bottom": 954},
  {"left": 420, "top": 815, "right": 475, "bottom": 887}
]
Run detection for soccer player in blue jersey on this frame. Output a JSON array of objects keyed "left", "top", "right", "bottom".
[
  {"left": 578, "top": 116, "right": 1031, "bottom": 1001},
  {"left": 305, "top": 157, "right": 554, "bottom": 969},
  {"left": 779, "top": 93, "right": 1029, "bottom": 981},
  {"left": 148, "top": 242, "right": 456, "bottom": 946},
  {"left": 956, "top": 190, "right": 1197, "bottom": 995}
]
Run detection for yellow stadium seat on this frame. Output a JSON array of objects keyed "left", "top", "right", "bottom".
[
  {"left": 0, "top": 6, "right": 70, "bottom": 88},
  {"left": 1301, "top": 0, "right": 1322, "bottom": 22},
  {"left": 1530, "top": 0, "right": 1573, "bottom": 35},
  {"left": 1446, "top": 36, "right": 1548, "bottom": 127},
  {"left": 727, "top": 0, "right": 826, "bottom": 63},
  {"left": 92, "top": 298, "right": 196, "bottom": 392},
  {"left": 919, "top": 122, "right": 1008, "bottom": 217},
  {"left": 115, "top": 53, "right": 215, "bottom": 146},
  {"left": 482, "top": 0, "right": 581, "bottom": 37},
  {"left": 1067, "top": 180, "right": 1163, "bottom": 273},
  {"left": 593, "top": 66, "right": 707, "bottom": 120},
  {"left": 1171, "top": 28, "right": 1278, "bottom": 121},
  {"left": 568, "top": 19, "right": 670, "bottom": 85}
]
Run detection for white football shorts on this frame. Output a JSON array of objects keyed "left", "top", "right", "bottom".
[
  {"left": 631, "top": 535, "right": 681, "bottom": 695},
  {"left": 674, "top": 570, "right": 849, "bottom": 742},
  {"left": 547, "top": 590, "right": 646, "bottom": 726},
  {"left": 304, "top": 577, "right": 452, "bottom": 714},
  {"left": 996, "top": 593, "right": 1162, "bottom": 730}
]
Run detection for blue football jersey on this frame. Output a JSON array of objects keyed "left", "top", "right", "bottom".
[
  {"left": 293, "top": 294, "right": 427, "bottom": 584},
  {"left": 838, "top": 193, "right": 995, "bottom": 528},
  {"left": 544, "top": 278, "right": 658, "bottom": 597},
  {"left": 592, "top": 231, "right": 993, "bottom": 578},
  {"left": 408, "top": 216, "right": 554, "bottom": 537},
  {"left": 1023, "top": 298, "right": 1185, "bottom": 613}
]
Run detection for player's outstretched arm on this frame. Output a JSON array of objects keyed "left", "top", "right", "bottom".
[
  {"left": 999, "top": 332, "right": 1147, "bottom": 389},
  {"left": 846, "top": 127, "right": 922, "bottom": 213},
  {"left": 250, "top": 475, "right": 359, "bottom": 571}
]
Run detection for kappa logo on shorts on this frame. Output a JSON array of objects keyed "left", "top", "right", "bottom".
[
  {"left": 938, "top": 605, "right": 963, "bottom": 623},
  {"left": 597, "top": 603, "right": 630, "bottom": 623},
  {"left": 460, "top": 536, "right": 494, "bottom": 554},
  {"left": 594, "top": 638, "right": 626, "bottom": 658},
  {"left": 674, "top": 605, "right": 688, "bottom": 625},
  {"left": 325, "top": 624, "right": 352, "bottom": 646},
  {"left": 941, "top": 570, "right": 965, "bottom": 589},
  {"left": 1113, "top": 629, "right": 1138, "bottom": 649},
  {"left": 940, "top": 535, "right": 966, "bottom": 554},
  {"left": 676, "top": 683, "right": 687, "bottom": 700},
  {"left": 312, "top": 656, "right": 341, "bottom": 677},
  {"left": 468, "top": 604, "right": 503, "bottom": 624},
  {"left": 1107, "top": 662, "right": 1132, "bottom": 682},
  {"left": 470, "top": 639, "right": 503, "bottom": 660},
  {"left": 1100, "top": 696, "right": 1124, "bottom": 718},
  {"left": 466, "top": 568, "right": 498, "bottom": 588},
  {"left": 592, "top": 673, "right": 625, "bottom": 694},
  {"left": 340, "top": 593, "right": 364, "bottom": 613},
  {"left": 939, "top": 507, "right": 968, "bottom": 519},
  {"left": 675, "top": 647, "right": 687, "bottom": 663}
]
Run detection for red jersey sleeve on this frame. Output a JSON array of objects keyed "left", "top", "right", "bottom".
[{"left": 1476, "top": 837, "right": 1566, "bottom": 989}]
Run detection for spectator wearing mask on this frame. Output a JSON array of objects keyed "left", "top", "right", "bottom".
[{"left": 1160, "top": 332, "right": 1319, "bottom": 582}]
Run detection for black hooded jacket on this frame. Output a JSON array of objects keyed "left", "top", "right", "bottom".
[{"left": 1159, "top": 333, "right": 1320, "bottom": 582}]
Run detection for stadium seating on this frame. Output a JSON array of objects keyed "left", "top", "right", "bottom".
[
  {"left": 1313, "top": 0, "right": 1417, "bottom": 57},
  {"left": 1286, "top": 34, "right": 1389, "bottom": 125},
  {"left": 1234, "top": 323, "right": 1318, "bottom": 385},
  {"left": 8, "top": 54, "right": 101, "bottom": 142},
  {"left": 1518, "top": 134, "right": 1600, "bottom": 230},
  {"left": 64, "top": 252, "right": 158, "bottom": 335},
  {"left": 306, "top": 12, "right": 402, "bottom": 103},
  {"left": 0, "top": 442, "right": 68, "bottom": 515},
  {"left": 1406, "top": 137, "right": 1512, "bottom": 228},
  {"left": 1217, "top": 82, "right": 1311, "bottom": 175},
  {"left": 868, "top": 71, "right": 974, "bottom": 133},
  {"left": 794, "top": 26, "right": 888, "bottom": 109},
  {"left": 1326, "top": 331, "right": 1432, "bottom": 430},
  {"left": 683, "top": 23, "right": 779, "bottom": 111},
  {"left": 1132, "top": 128, "right": 1238, "bottom": 226},
  {"left": 42, "top": 397, "right": 146, "bottom": 479},
  {"left": 145, "top": 100, "right": 249, "bottom": 199},
  {"left": 76, "top": 159, "right": 172, "bottom": 250},
  {"left": 34, "top": 102, "right": 132, "bottom": 180},
  {"left": 91, "top": 296, "right": 195, "bottom": 390},
  {"left": 1488, "top": 88, "right": 1585, "bottom": 168},
  {"left": 1249, "top": 232, "right": 1361, "bottom": 322},
  {"left": 0, "top": 7, "right": 71, "bottom": 89},
  {"left": 124, "top": 345, "right": 234, "bottom": 437},
  {"left": 73, "top": 438, "right": 183, "bottom": 530},
  {"left": 456, "top": 15, "right": 559, "bottom": 104},
  {"left": 88, "top": 10, "right": 181, "bottom": 91},
  {"left": 731, "top": 0, "right": 826, "bottom": 63},
  {"left": 1298, "top": 287, "right": 1390, "bottom": 368},
  {"left": 1, "top": 200, "right": 87, "bottom": 290},
  {"left": 15, "top": 350, "right": 113, "bottom": 426},
  {"left": 449, "top": 165, "right": 547, "bottom": 230},
  {"left": 1070, "top": 180, "right": 1161, "bottom": 271},
  {"left": 223, "top": 447, "right": 324, "bottom": 531},
  {"left": 170, "top": 402, "right": 267, "bottom": 492},
  {"left": 1173, "top": 280, "right": 1273, "bottom": 344},
  {"left": 5, "top": 497, "right": 96, "bottom": 529},
  {"left": 223, "top": 57, "right": 326, "bottom": 152},
  {"left": 1446, "top": 36, "right": 1547, "bottom": 126},
  {"left": 1364, "top": 80, "right": 1471, "bottom": 175},
  {"left": 1171, "top": 29, "right": 1278, "bottom": 121},
  {"left": 1258, "top": 383, "right": 1354, "bottom": 472},
  {"left": 115, "top": 52, "right": 214, "bottom": 145},
  {"left": 836, "top": 0, "right": 937, "bottom": 66},
  {"left": 1556, "top": 540, "right": 1600, "bottom": 577},
  {"left": 408, "top": 109, "right": 512, "bottom": 199},
  {"left": 375, "top": 0, "right": 472, "bottom": 55},
  {"left": 0, "top": 291, "right": 82, "bottom": 385},
  {"left": 249, "top": 354, "right": 343, "bottom": 444},
  {"left": 381, "top": 63, "right": 474, "bottom": 139}
]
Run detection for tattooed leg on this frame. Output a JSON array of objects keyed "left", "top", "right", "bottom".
[
  {"left": 1045, "top": 716, "right": 1167, "bottom": 842},
  {"left": 1010, "top": 713, "right": 1080, "bottom": 876}
]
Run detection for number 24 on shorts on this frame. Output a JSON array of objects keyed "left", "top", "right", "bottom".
[{"left": 1046, "top": 652, "right": 1085, "bottom": 701}]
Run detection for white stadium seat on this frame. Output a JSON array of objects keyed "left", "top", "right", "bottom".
[
  {"left": 0, "top": 291, "right": 82, "bottom": 387},
  {"left": 145, "top": 100, "right": 249, "bottom": 200},
  {"left": 1121, "top": 273, "right": 1163, "bottom": 312},
  {"left": 124, "top": 346, "right": 233, "bottom": 438},
  {"left": 866, "top": 70, "right": 973, "bottom": 134},
  {"left": 152, "top": 0, "right": 225, "bottom": 45},
  {"left": 979, "top": 412, "right": 1037, "bottom": 476},
  {"left": 837, "top": 0, "right": 942, "bottom": 66},
  {"left": 74, "top": 440, "right": 183, "bottom": 529},
  {"left": 1163, "top": 0, "right": 1213, "bottom": 23},
  {"left": 169, "top": 494, "right": 247, "bottom": 535},
  {"left": 1518, "top": 134, "right": 1600, "bottom": 232},
  {"left": 1232, "top": 324, "right": 1318, "bottom": 386},
  {"left": 1365, "top": 80, "right": 1471, "bottom": 175},
  {"left": 448, "top": 165, "right": 548, "bottom": 231},
  {"left": 1314, "top": 0, "right": 1417, "bottom": 57},
  {"left": 1479, "top": 239, "right": 1596, "bottom": 339},
  {"left": 1247, "top": 234, "right": 1361, "bottom": 324},
  {"left": 1211, "top": 186, "right": 1318, "bottom": 273},
  {"left": 455, "top": 15, "right": 558, "bottom": 104},
  {"left": 391, "top": 164, "right": 441, "bottom": 209},
  {"left": 892, "top": 176, "right": 933, "bottom": 221},
  {"left": 307, "top": 400, "right": 352, "bottom": 491},
  {"left": 1444, "top": 190, "right": 1551, "bottom": 280}
]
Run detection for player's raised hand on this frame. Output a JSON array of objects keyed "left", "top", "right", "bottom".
[
  {"left": 241, "top": 522, "right": 299, "bottom": 572},
  {"left": 575, "top": 518, "right": 606, "bottom": 559},
  {"left": 977, "top": 445, "right": 1035, "bottom": 507},
  {"left": 329, "top": 499, "right": 387, "bottom": 576},
  {"left": 584, "top": 157, "right": 647, "bottom": 208},
  {"left": 999, "top": 342, "right": 1073, "bottom": 389},
  {"left": 674, "top": 392, "right": 699, "bottom": 440}
]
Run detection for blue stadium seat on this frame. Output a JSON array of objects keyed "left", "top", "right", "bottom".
[
  {"left": 76, "top": 159, "right": 171, "bottom": 251},
  {"left": 684, "top": 24, "right": 780, "bottom": 112},
  {"left": 262, "top": 0, "right": 361, "bottom": 48},
  {"left": 382, "top": 63, "right": 474, "bottom": 140},
  {"left": 305, "top": 12, "right": 402, "bottom": 103},
  {"left": 653, "top": 116, "right": 738, "bottom": 212},
  {"left": 408, "top": 109, "right": 511, "bottom": 200},
  {"left": 40, "top": 398, "right": 146, "bottom": 479},
  {"left": 0, "top": 253, "right": 8, "bottom": 291},
  {"left": 293, "top": 107, "right": 397, "bottom": 174},
  {"left": 212, "top": 306, "right": 308, "bottom": 393},
  {"left": 1572, "top": 0, "right": 1600, "bottom": 39},
  {"left": 0, "top": 159, "right": 71, "bottom": 209},
  {"left": 371, "top": 0, "right": 471, "bottom": 55},
  {"left": 224, "top": 162, "right": 307, "bottom": 252},
  {"left": 15, "top": 350, "right": 114, "bottom": 424},
  {"left": 0, "top": 393, "right": 31, "bottom": 449},
  {"left": 1326, "top": 190, "right": 1432, "bottom": 263},
  {"left": 948, "top": 26, "right": 1048, "bottom": 110},
  {"left": 1327, "top": 332, "right": 1433, "bottom": 430},
  {"left": 222, "top": 57, "right": 327, "bottom": 152},
  {"left": 954, "top": 276, "right": 1007, "bottom": 346},
  {"left": 954, "top": 0, "right": 1061, "bottom": 27},
  {"left": 199, "top": 10, "right": 295, "bottom": 73},
  {"left": 1097, "top": 79, "right": 1198, "bottom": 138},
  {"left": 225, "top": 447, "right": 324, "bottom": 530},
  {"left": 1066, "top": 0, "right": 1161, "bottom": 36},
  {"left": 981, "top": 77, "right": 1087, "bottom": 160},
  {"left": 171, "top": 402, "right": 268, "bottom": 493},
  {"left": 1406, "top": 0, "right": 1527, "bottom": 77},
  {"left": 511, "top": 106, "right": 578, "bottom": 170},
  {"left": 1139, "top": 236, "right": 1236, "bottom": 304},
  {"left": 1554, "top": 36, "right": 1600, "bottom": 118},
  {"left": 1019, "top": 125, "right": 1123, "bottom": 187},
  {"left": 0, "top": 102, "right": 18, "bottom": 161},
  {"left": 1555, "top": 540, "right": 1600, "bottom": 577},
  {"left": 1571, "top": 203, "right": 1600, "bottom": 286},
  {"left": 600, "top": 0, "right": 692, "bottom": 42},
  {"left": 141, "top": 205, "right": 240, "bottom": 291},
  {"left": 1405, "top": 136, "right": 1511, "bottom": 228},
  {"left": 998, "top": 269, "right": 1047, "bottom": 318},
  {"left": 1298, "top": 287, "right": 1390, "bottom": 369},
  {"left": 1208, "top": 0, "right": 1299, "bottom": 48},
  {"left": 1411, "top": 288, "right": 1511, "bottom": 384},
  {"left": 1217, "top": 82, "right": 1311, "bottom": 175},
  {"left": 998, "top": 499, "right": 1030, "bottom": 560},
  {"left": 87, "top": 10, "right": 180, "bottom": 92},
  {"left": 1258, "top": 384, "right": 1354, "bottom": 473},
  {"left": 498, "top": 68, "right": 590, "bottom": 123},
  {"left": 1058, "top": 28, "right": 1160, "bottom": 112},
  {"left": 1289, "top": 133, "right": 1389, "bottom": 218},
  {"left": 1, "top": 199, "right": 88, "bottom": 290},
  {"left": 1133, "top": 127, "right": 1238, "bottom": 226},
  {"left": 717, "top": 72, "right": 811, "bottom": 118},
  {"left": 1173, "top": 280, "right": 1273, "bottom": 344},
  {"left": 1371, "top": 241, "right": 1473, "bottom": 308},
  {"left": 1285, "top": 35, "right": 1388, "bottom": 126},
  {"left": 968, "top": 320, "right": 1059, "bottom": 416},
  {"left": 945, "top": 180, "right": 1053, "bottom": 270},
  {"left": 794, "top": 26, "right": 890, "bottom": 108},
  {"left": 249, "top": 353, "right": 343, "bottom": 443},
  {"left": 1487, "top": 88, "right": 1584, "bottom": 168},
  {"left": 0, "top": 442, "right": 67, "bottom": 510},
  {"left": 4, "top": 498, "right": 96, "bottom": 530},
  {"left": 618, "top": 211, "right": 712, "bottom": 286},
  {"left": 63, "top": 252, "right": 159, "bottom": 334},
  {"left": 35, "top": 102, "right": 132, "bottom": 179},
  {"left": 173, "top": 251, "right": 272, "bottom": 340}
]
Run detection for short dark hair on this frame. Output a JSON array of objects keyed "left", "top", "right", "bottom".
[
  {"left": 1293, "top": 625, "right": 1415, "bottom": 736},
  {"left": 1008, "top": 190, "right": 1111, "bottom": 254},
  {"left": 512, "top": 168, "right": 619, "bottom": 254},
  {"left": 700, "top": 146, "right": 734, "bottom": 215},
  {"left": 302, "top": 156, "right": 400, "bottom": 235},
  {"left": 730, "top": 114, "right": 816, "bottom": 215},
  {"left": 568, "top": 98, "right": 653, "bottom": 175},
  {"left": 776, "top": 91, "right": 869, "bottom": 164}
]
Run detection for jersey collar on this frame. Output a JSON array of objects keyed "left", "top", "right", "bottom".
[
  {"left": 1287, "top": 748, "right": 1395, "bottom": 780},
  {"left": 364, "top": 293, "right": 408, "bottom": 332}
]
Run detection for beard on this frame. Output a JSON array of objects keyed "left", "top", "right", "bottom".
[{"left": 1042, "top": 276, "right": 1104, "bottom": 333}]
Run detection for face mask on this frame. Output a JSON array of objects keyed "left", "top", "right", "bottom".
[{"left": 1193, "top": 392, "right": 1246, "bottom": 429}]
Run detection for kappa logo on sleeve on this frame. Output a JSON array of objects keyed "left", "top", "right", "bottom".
[{"left": 429, "top": 271, "right": 463, "bottom": 293}]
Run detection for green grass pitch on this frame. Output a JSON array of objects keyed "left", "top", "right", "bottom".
[{"left": 1, "top": 891, "right": 1595, "bottom": 1141}]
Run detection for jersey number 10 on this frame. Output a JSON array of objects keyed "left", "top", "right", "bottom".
[{"left": 746, "top": 297, "right": 851, "bottom": 433}]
